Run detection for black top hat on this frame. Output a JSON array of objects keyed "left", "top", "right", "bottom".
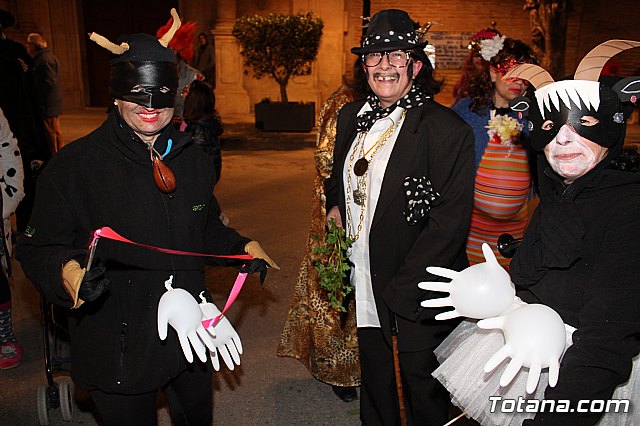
[
  {"left": 0, "top": 9, "right": 16, "bottom": 29},
  {"left": 351, "top": 9, "right": 428, "bottom": 55}
]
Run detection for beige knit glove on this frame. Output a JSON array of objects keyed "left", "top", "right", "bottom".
[
  {"left": 244, "top": 241, "right": 280, "bottom": 270},
  {"left": 62, "top": 260, "right": 85, "bottom": 309}
]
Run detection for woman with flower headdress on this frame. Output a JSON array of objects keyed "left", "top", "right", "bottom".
[{"left": 451, "top": 30, "right": 538, "bottom": 269}]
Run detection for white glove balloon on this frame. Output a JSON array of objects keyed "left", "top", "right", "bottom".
[
  {"left": 418, "top": 243, "right": 515, "bottom": 320},
  {"left": 478, "top": 303, "right": 567, "bottom": 394},
  {"left": 199, "top": 292, "right": 243, "bottom": 371},
  {"left": 157, "top": 276, "right": 217, "bottom": 363}
]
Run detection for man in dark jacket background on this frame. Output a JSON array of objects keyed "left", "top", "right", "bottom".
[{"left": 26, "top": 32, "right": 64, "bottom": 154}]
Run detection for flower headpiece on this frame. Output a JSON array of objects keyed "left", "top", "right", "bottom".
[
  {"left": 467, "top": 27, "right": 505, "bottom": 62},
  {"left": 479, "top": 34, "right": 506, "bottom": 61}
]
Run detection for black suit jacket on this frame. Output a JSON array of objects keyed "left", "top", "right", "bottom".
[{"left": 326, "top": 99, "right": 475, "bottom": 352}]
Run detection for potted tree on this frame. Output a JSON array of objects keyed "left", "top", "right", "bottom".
[{"left": 232, "top": 12, "right": 323, "bottom": 132}]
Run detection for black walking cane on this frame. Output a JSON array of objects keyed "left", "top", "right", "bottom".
[{"left": 390, "top": 312, "right": 408, "bottom": 426}]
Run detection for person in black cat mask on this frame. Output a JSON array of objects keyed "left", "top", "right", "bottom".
[{"left": 424, "top": 40, "right": 640, "bottom": 425}]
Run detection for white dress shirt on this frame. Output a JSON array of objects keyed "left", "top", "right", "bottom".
[{"left": 343, "top": 105, "right": 406, "bottom": 328}]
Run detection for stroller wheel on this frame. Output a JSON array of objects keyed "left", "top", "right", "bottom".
[
  {"left": 59, "top": 377, "right": 75, "bottom": 421},
  {"left": 36, "top": 384, "right": 50, "bottom": 426}
]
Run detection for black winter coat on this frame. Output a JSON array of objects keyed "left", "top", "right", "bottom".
[
  {"left": 17, "top": 110, "right": 249, "bottom": 393},
  {"left": 513, "top": 152, "right": 640, "bottom": 425}
]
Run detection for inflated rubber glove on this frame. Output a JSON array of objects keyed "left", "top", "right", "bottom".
[
  {"left": 198, "top": 292, "right": 243, "bottom": 371},
  {"left": 418, "top": 243, "right": 515, "bottom": 320},
  {"left": 61, "top": 259, "right": 109, "bottom": 309},
  {"left": 157, "top": 276, "right": 217, "bottom": 363},
  {"left": 478, "top": 302, "right": 567, "bottom": 394},
  {"left": 244, "top": 241, "right": 280, "bottom": 270}
]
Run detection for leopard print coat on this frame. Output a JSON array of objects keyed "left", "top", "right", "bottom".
[{"left": 277, "top": 86, "right": 361, "bottom": 387}]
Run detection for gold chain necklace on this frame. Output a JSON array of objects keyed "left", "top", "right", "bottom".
[
  {"left": 346, "top": 110, "right": 406, "bottom": 241},
  {"left": 353, "top": 112, "right": 403, "bottom": 176}
]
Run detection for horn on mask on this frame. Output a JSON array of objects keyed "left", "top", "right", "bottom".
[
  {"left": 88, "top": 32, "right": 129, "bottom": 55},
  {"left": 503, "top": 63, "right": 555, "bottom": 89},
  {"left": 574, "top": 40, "right": 640, "bottom": 82},
  {"left": 158, "top": 8, "right": 181, "bottom": 48}
]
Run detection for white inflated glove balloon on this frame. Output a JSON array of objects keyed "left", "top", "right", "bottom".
[
  {"left": 478, "top": 303, "right": 567, "bottom": 394},
  {"left": 199, "top": 292, "right": 243, "bottom": 371},
  {"left": 418, "top": 243, "right": 515, "bottom": 320},
  {"left": 157, "top": 276, "right": 217, "bottom": 363}
]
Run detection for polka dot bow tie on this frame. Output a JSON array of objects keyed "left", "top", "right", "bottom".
[{"left": 356, "top": 85, "right": 428, "bottom": 133}]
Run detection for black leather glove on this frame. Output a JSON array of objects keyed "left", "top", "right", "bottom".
[
  {"left": 239, "top": 258, "right": 268, "bottom": 284},
  {"left": 78, "top": 265, "right": 109, "bottom": 302}
]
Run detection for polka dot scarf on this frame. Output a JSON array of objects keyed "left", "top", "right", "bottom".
[{"left": 357, "top": 85, "right": 428, "bottom": 133}]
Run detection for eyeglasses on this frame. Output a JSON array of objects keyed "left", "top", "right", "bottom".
[
  {"left": 490, "top": 59, "right": 520, "bottom": 77},
  {"left": 362, "top": 50, "right": 411, "bottom": 68}
]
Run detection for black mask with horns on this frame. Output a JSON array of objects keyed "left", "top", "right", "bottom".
[{"left": 89, "top": 8, "right": 181, "bottom": 109}]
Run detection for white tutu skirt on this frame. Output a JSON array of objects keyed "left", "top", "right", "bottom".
[{"left": 433, "top": 320, "right": 640, "bottom": 426}]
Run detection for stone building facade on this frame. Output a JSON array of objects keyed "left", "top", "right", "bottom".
[{"left": 3, "top": 0, "right": 640, "bottom": 121}]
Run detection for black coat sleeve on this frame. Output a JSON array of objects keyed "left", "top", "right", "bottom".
[{"left": 16, "top": 171, "right": 86, "bottom": 307}]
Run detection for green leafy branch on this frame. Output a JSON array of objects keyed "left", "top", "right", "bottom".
[{"left": 311, "top": 219, "right": 353, "bottom": 312}]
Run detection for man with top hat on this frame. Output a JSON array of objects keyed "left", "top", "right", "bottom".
[
  {"left": 325, "top": 8, "right": 475, "bottom": 425},
  {"left": 17, "top": 9, "right": 277, "bottom": 425}
]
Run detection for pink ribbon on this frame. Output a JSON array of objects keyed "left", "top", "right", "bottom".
[
  {"left": 92, "top": 227, "right": 252, "bottom": 260},
  {"left": 90, "top": 227, "right": 253, "bottom": 329},
  {"left": 201, "top": 271, "right": 248, "bottom": 328}
]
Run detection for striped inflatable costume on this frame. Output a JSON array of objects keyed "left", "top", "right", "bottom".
[{"left": 452, "top": 98, "right": 532, "bottom": 269}]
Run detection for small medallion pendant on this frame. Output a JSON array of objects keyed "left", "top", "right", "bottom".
[
  {"left": 353, "top": 189, "right": 365, "bottom": 206},
  {"left": 353, "top": 158, "right": 369, "bottom": 176}
]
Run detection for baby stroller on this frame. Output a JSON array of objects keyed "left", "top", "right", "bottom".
[
  {"left": 36, "top": 297, "right": 75, "bottom": 425},
  {"left": 23, "top": 155, "right": 76, "bottom": 424}
]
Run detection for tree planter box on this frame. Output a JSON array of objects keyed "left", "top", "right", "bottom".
[{"left": 255, "top": 102, "right": 315, "bottom": 132}]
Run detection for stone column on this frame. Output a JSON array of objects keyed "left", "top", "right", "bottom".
[
  {"left": 49, "top": 0, "right": 85, "bottom": 109},
  {"left": 212, "top": 0, "right": 251, "bottom": 117}
]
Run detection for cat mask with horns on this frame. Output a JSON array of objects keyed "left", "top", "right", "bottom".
[{"left": 505, "top": 40, "right": 640, "bottom": 151}]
